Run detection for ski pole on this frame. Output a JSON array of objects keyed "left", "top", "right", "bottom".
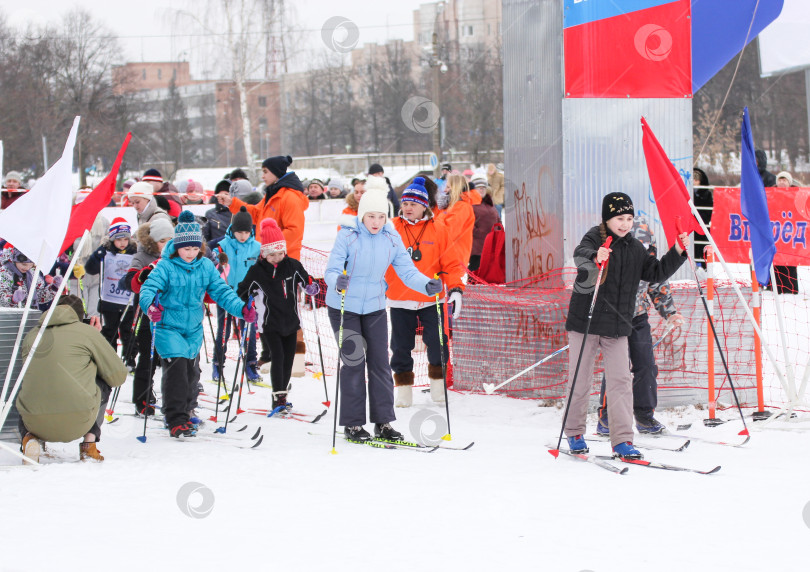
[
  {"left": 331, "top": 261, "right": 348, "bottom": 455},
  {"left": 234, "top": 298, "right": 255, "bottom": 414},
  {"left": 309, "top": 277, "right": 330, "bottom": 407},
  {"left": 433, "top": 272, "right": 453, "bottom": 441},
  {"left": 549, "top": 236, "right": 612, "bottom": 458},
  {"left": 483, "top": 345, "right": 570, "bottom": 395},
  {"left": 78, "top": 275, "right": 87, "bottom": 315},
  {"left": 137, "top": 292, "right": 160, "bottom": 443},
  {"left": 675, "top": 217, "right": 748, "bottom": 435},
  {"left": 217, "top": 309, "right": 250, "bottom": 434}
]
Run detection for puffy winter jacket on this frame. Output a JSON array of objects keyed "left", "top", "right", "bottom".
[
  {"left": 229, "top": 172, "right": 309, "bottom": 259},
  {"left": 565, "top": 225, "right": 686, "bottom": 338},
  {"left": 139, "top": 239, "right": 246, "bottom": 359},
  {"left": 471, "top": 202, "right": 500, "bottom": 256},
  {"left": 86, "top": 238, "right": 138, "bottom": 312},
  {"left": 436, "top": 193, "right": 475, "bottom": 267},
  {"left": 203, "top": 202, "right": 233, "bottom": 243},
  {"left": 325, "top": 215, "right": 431, "bottom": 314},
  {"left": 238, "top": 256, "right": 310, "bottom": 336},
  {"left": 214, "top": 225, "right": 260, "bottom": 290},
  {"left": 16, "top": 306, "right": 127, "bottom": 442},
  {"left": 385, "top": 215, "right": 465, "bottom": 306}
]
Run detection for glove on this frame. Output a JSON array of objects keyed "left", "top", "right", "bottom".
[
  {"left": 242, "top": 300, "right": 258, "bottom": 323},
  {"left": 335, "top": 274, "right": 349, "bottom": 292},
  {"left": 11, "top": 289, "right": 27, "bottom": 304},
  {"left": 147, "top": 302, "right": 163, "bottom": 323},
  {"left": 45, "top": 275, "right": 63, "bottom": 292},
  {"left": 425, "top": 278, "right": 442, "bottom": 296},
  {"left": 73, "top": 264, "right": 86, "bottom": 280},
  {"left": 136, "top": 262, "right": 156, "bottom": 284},
  {"left": 92, "top": 247, "right": 106, "bottom": 261},
  {"left": 448, "top": 290, "right": 463, "bottom": 319},
  {"left": 304, "top": 282, "right": 320, "bottom": 296}
]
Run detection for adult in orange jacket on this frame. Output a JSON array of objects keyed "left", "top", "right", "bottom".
[
  {"left": 436, "top": 173, "right": 475, "bottom": 269},
  {"left": 220, "top": 155, "right": 309, "bottom": 259},
  {"left": 385, "top": 177, "right": 465, "bottom": 407}
]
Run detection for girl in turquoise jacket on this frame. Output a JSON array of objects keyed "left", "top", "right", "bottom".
[
  {"left": 140, "top": 211, "right": 257, "bottom": 437},
  {"left": 324, "top": 189, "right": 441, "bottom": 444}
]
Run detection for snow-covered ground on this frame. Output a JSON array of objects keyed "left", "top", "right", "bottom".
[{"left": 2, "top": 342, "right": 810, "bottom": 571}]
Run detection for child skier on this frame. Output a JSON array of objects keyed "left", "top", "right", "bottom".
[
  {"left": 122, "top": 218, "right": 173, "bottom": 415},
  {"left": 210, "top": 206, "right": 261, "bottom": 383},
  {"left": 385, "top": 177, "right": 465, "bottom": 407},
  {"left": 564, "top": 193, "right": 688, "bottom": 459},
  {"left": 237, "top": 218, "right": 319, "bottom": 409},
  {"left": 85, "top": 217, "right": 138, "bottom": 359},
  {"left": 0, "top": 246, "right": 60, "bottom": 308},
  {"left": 325, "top": 188, "right": 441, "bottom": 443},
  {"left": 139, "top": 211, "right": 257, "bottom": 437}
]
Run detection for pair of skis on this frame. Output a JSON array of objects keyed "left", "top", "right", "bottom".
[{"left": 550, "top": 445, "right": 720, "bottom": 475}]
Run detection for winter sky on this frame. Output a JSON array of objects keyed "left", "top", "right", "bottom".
[{"left": 4, "top": 0, "right": 425, "bottom": 76}]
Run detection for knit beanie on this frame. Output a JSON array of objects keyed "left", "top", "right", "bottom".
[
  {"left": 262, "top": 155, "right": 292, "bottom": 178},
  {"left": 109, "top": 217, "right": 132, "bottom": 240},
  {"left": 260, "top": 218, "right": 286, "bottom": 256},
  {"left": 368, "top": 163, "right": 384, "bottom": 176},
  {"left": 357, "top": 189, "right": 390, "bottom": 223},
  {"left": 470, "top": 174, "right": 488, "bottom": 189},
  {"left": 230, "top": 179, "right": 254, "bottom": 199},
  {"left": 149, "top": 218, "right": 174, "bottom": 242},
  {"left": 365, "top": 175, "right": 388, "bottom": 194},
  {"left": 231, "top": 206, "right": 253, "bottom": 233},
  {"left": 4, "top": 171, "right": 22, "bottom": 186},
  {"left": 776, "top": 171, "right": 793, "bottom": 186},
  {"left": 127, "top": 181, "right": 154, "bottom": 200},
  {"left": 174, "top": 210, "right": 202, "bottom": 249},
  {"left": 602, "top": 192, "right": 634, "bottom": 222},
  {"left": 10, "top": 247, "right": 30, "bottom": 263},
  {"left": 401, "top": 177, "right": 429, "bottom": 209},
  {"left": 142, "top": 168, "right": 163, "bottom": 184},
  {"left": 308, "top": 178, "right": 325, "bottom": 191},
  {"left": 214, "top": 179, "right": 231, "bottom": 194}
]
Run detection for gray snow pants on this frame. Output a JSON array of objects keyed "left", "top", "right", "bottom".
[
  {"left": 328, "top": 307, "right": 395, "bottom": 427},
  {"left": 564, "top": 331, "right": 633, "bottom": 447}
]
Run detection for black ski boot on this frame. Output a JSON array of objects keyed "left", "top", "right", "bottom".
[
  {"left": 374, "top": 423, "right": 404, "bottom": 442},
  {"left": 344, "top": 426, "right": 372, "bottom": 443}
]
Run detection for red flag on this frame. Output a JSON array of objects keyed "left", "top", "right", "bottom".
[
  {"left": 60, "top": 133, "right": 131, "bottom": 254},
  {"left": 640, "top": 117, "right": 702, "bottom": 248}
]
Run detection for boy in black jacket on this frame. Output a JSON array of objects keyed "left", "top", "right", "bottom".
[
  {"left": 564, "top": 193, "right": 689, "bottom": 460},
  {"left": 85, "top": 217, "right": 138, "bottom": 363},
  {"left": 238, "top": 218, "right": 319, "bottom": 409}
]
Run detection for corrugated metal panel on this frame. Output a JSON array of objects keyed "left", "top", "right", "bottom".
[
  {"left": 562, "top": 98, "right": 693, "bottom": 280},
  {"left": 502, "top": 0, "right": 565, "bottom": 282},
  {"left": 0, "top": 309, "right": 42, "bottom": 444}
]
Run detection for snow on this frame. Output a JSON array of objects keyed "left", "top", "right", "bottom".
[{"left": 2, "top": 342, "right": 810, "bottom": 571}]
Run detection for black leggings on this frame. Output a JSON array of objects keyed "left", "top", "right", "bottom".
[{"left": 261, "top": 330, "right": 298, "bottom": 393}]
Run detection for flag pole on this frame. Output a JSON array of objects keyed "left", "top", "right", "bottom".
[
  {"left": 0, "top": 231, "right": 91, "bottom": 443},
  {"left": 768, "top": 264, "right": 797, "bottom": 398},
  {"left": 0, "top": 243, "right": 47, "bottom": 405},
  {"left": 687, "top": 200, "right": 794, "bottom": 410}
]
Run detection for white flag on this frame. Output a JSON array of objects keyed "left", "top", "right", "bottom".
[{"left": 0, "top": 116, "right": 80, "bottom": 270}]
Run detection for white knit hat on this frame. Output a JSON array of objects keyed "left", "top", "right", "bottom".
[
  {"left": 364, "top": 176, "right": 388, "bottom": 194},
  {"left": 127, "top": 181, "right": 154, "bottom": 199},
  {"left": 357, "top": 189, "right": 390, "bottom": 223}
]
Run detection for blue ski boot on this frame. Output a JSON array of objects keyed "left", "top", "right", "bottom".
[
  {"left": 636, "top": 416, "right": 666, "bottom": 434},
  {"left": 212, "top": 363, "right": 222, "bottom": 382},
  {"left": 596, "top": 416, "right": 610, "bottom": 436},
  {"left": 245, "top": 362, "right": 260, "bottom": 382},
  {"left": 612, "top": 441, "right": 643, "bottom": 460},
  {"left": 566, "top": 434, "right": 589, "bottom": 453}
]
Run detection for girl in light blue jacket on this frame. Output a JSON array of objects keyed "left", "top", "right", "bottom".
[{"left": 325, "top": 189, "right": 441, "bottom": 443}]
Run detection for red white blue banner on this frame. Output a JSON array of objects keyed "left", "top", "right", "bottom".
[{"left": 564, "top": 0, "right": 692, "bottom": 98}]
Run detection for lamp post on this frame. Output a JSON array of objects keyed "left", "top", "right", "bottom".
[{"left": 428, "top": 3, "right": 446, "bottom": 179}]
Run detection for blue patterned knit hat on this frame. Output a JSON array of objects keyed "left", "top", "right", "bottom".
[
  {"left": 401, "top": 177, "right": 429, "bottom": 209},
  {"left": 174, "top": 210, "right": 202, "bottom": 249}
]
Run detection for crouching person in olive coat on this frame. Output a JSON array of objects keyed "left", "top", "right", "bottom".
[{"left": 15, "top": 294, "right": 128, "bottom": 463}]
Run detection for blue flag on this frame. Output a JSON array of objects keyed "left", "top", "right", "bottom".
[{"left": 740, "top": 107, "right": 776, "bottom": 286}]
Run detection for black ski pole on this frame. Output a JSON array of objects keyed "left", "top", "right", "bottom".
[
  {"left": 331, "top": 261, "right": 348, "bottom": 455},
  {"left": 675, "top": 217, "right": 748, "bottom": 435},
  {"left": 308, "top": 277, "right": 330, "bottom": 407},
  {"left": 550, "top": 236, "right": 613, "bottom": 458},
  {"left": 216, "top": 313, "right": 249, "bottom": 434},
  {"left": 234, "top": 298, "right": 255, "bottom": 414},
  {"left": 137, "top": 292, "right": 160, "bottom": 443}
]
